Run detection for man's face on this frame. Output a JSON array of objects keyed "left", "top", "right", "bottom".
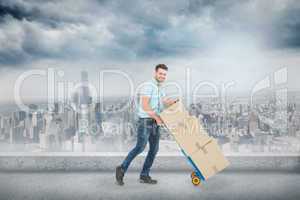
[{"left": 155, "top": 68, "right": 167, "bottom": 83}]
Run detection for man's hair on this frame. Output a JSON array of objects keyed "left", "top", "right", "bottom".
[{"left": 155, "top": 64, "right": 168, "bottom": 71}]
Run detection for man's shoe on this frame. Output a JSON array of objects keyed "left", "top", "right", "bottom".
[
  {"left": 115, "top": 165, "right": 125, "bottom": 186},
  {"left": 139, "top": 175, "right": 157, "bottom": 184}
]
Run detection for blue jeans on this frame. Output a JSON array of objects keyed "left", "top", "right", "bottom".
[{"left": 121, "top": 118, "right": 160, "bottom": 177}]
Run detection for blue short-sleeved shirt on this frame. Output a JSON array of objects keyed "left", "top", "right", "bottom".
[{"left": 137, "top": 78, "right": 166, "bottom": 118}]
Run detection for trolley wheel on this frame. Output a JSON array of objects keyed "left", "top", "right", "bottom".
[
  {"left": 192, "top": 176, "right": 201, "bottom": 186},
  {"left": 191, "top": 171, "right": 196, "bottom": 178}
]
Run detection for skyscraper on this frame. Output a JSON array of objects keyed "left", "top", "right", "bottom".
[{"left": 71, "top": 71, "right": 93, "bottom": 151}]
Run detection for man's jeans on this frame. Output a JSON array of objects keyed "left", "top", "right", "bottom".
[{"left": 121, "top": 118, "right": 160, "bottom": 177}]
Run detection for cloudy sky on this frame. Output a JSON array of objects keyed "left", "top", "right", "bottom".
[{"left": 0, "top": 0, "right": 300, "bottom": 104}]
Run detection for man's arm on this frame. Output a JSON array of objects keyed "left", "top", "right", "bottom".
[{"left": 141, "top": 95, "right": 163, "bottom": 125}]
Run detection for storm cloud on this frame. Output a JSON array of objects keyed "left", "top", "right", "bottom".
[{"left": 0, "top": 0, "right": 300, "bottom": 67}]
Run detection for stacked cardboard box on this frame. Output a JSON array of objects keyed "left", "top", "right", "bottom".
[{"left": 160, "top": 100, "right": 230, "bottom": 180}]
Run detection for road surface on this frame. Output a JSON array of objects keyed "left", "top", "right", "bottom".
[{"left": 0, "top": 171, "right": 299, "bottom": 200}]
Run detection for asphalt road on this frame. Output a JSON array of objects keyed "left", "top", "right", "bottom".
[{"left": 0, "top": 171, "right": 299, "bottom": 200}]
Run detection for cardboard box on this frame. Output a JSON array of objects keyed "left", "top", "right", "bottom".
[
  {"left": 159, "top": 100, "right": 189, "bottom": 127},
  {"left": 190, "top": 138, "right": 230, "bottom": 179},
  {"left": 168, "top": 116, "right": 212, "bottom": 155},
  {"left": 160, "top": 101, "right": 211, "bottom": 154},
  {"left": 160, "top": 100, "right": 230, "bottom": 180}
]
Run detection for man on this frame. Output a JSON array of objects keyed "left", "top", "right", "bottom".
[{"left": 115, "top": 64, "right": 177, "bottom": 186}]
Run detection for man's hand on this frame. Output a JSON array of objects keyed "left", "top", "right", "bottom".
[
  {"left": 154, "top": 116, "right": 163, "bottom": 125},
  {"left": 163, "top": 97, "right": 179, "bottom": 107},
  {"left": 171, "top": 98, "right": 179, "bottom": 104}
]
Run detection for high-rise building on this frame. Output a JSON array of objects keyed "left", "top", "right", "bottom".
[{"left": 70, "top": 71, "right": 93, "bottom": 151}]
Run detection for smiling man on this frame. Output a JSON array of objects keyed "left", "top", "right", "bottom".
[{"left": 115, "top": 64, "right": 177, "bottom": 186}]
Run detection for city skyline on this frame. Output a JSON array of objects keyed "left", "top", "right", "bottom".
[{"left": 0, "top": 79, "right": 299, "bottom": 155}]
